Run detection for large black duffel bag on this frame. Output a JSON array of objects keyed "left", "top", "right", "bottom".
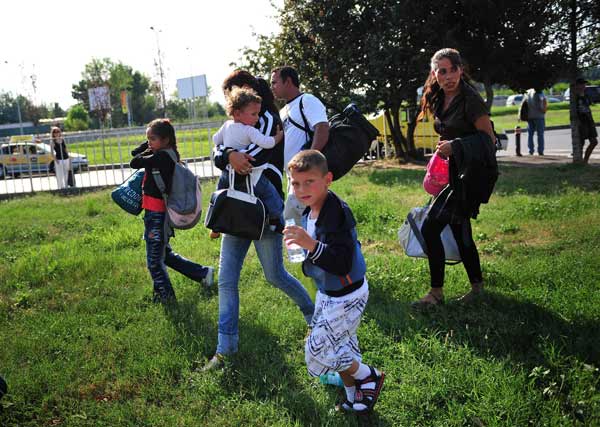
[{"left": 293, "top": 98, "right": 380, "bottom": 180}]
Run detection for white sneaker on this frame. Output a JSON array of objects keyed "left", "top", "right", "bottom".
[{"left": 201, "top": 267, "right": 215, "bottom": 287}]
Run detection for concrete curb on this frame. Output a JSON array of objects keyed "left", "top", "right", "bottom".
[{"left": 504, "top": 123, "right": 600, "bottom": 134}]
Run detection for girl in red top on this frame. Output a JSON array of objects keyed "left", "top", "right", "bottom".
[{"left": 130, "top": 119, "right": 213, "bottom": 304}]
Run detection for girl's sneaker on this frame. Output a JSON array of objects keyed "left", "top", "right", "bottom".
[
  {"left": 352, "top": 366, "right": 385, "bottom": 414},
  {"left": 201, "top": 267, "right": 215, "bottom": 288}
]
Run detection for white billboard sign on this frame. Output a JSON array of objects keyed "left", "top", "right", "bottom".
[
  {"left": 88, "top": 86, "right": 111, "bottom": 111},
  {"left": 177, "top": 75, "right": 208, "bottom": 99}
]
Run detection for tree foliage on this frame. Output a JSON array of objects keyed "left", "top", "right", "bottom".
[
  {"left": 0, "top": 92, "right": 52, "bottom": 125},
  {"left": 64, "top": 104, "right": 90, "bottom": 131},
  {"left": 550, "top": 0, "right": 600, "bottom": 162},
  {"left": 71, "top": 58, "right": 156, "bottom": 127},
  {"left": 238, "top": 0, "right": 600, "bottom": 163},
  {"left": 440, "top": 0, "right": 563, "bottom": 107}
]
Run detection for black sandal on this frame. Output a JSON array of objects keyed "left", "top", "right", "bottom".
[
  {"left": 336, "top": 398, "right": 354, "bottom": 413},
  {"left": 353, "top": 366, "right": 385, "bottom": 414}
]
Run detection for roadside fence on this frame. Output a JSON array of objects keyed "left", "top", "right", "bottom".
[{"left": 0, "top": 122, "right": 222, "bottom": 198}]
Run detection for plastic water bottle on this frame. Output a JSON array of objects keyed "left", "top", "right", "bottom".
[
  {"left": 319, "top": 372, "right": 344, "bottom": 388},
  {"left": 285, "top": 218, "right": 306, "bottom": 263}
]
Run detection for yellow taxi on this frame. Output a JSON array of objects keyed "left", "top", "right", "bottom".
[
  {"left": 367, "top": 110, "right": 439, "bottom": 156},
  {"left": 0, "top": 141, "right": 88, "bottom": 179}
]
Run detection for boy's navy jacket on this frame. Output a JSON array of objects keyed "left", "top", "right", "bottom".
[{"left": 301, "top": 191, "right": 366, "bottom": 295}]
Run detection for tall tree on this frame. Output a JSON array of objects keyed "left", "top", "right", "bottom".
[
  {"left": 238, "top": 0, "right": 441, "bottom": 160},
  {"left": 440, "top": 0, "right": 560, "bottom": 110},
  {"left": 71, "top": 59, "right": 158, "bottom": 128},
  {"left": 551, "top": 0, "right": 600, "bottom": 162}
]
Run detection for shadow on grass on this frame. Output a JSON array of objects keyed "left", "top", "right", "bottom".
[
  {"left": 368, "top": 286, "right": 600, "bottom": 368},
  {"left": 163, "top": 293, "right": 218, "bottom": 364},
  {"left": 163, "top": 298, "right": 362, "bottom": 426}
]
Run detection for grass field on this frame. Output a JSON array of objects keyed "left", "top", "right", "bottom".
[
  {"left": 490, "top": 103, "right": 600, "bottom": 132},
  {"left": 0, "top": 161, "right": 599, "bottom": 426}
]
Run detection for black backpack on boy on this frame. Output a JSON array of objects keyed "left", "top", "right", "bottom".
[{"left": 290, "top": 96, "right": 380, "bottom": 180}]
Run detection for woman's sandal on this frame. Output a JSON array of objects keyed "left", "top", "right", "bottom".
[
  {"left": 353, "top": 366, "right": 385, "bottom": 414},
  {"left": 411, "top": 291, "right": 444, "bottom": 309}
]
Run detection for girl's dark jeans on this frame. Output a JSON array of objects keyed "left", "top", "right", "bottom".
[
  {"left": 421, "top": 215, "right": 482, "bottom": 288},
  {"left": 144, "top": 210, "right": 209, "bottom": 301}
]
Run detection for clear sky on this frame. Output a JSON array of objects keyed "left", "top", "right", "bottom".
[{"left": 0, "top": 0, "right": 282, "bottom": 110}]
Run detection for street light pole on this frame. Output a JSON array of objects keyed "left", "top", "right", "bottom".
[
  {"left": 2, "top": 60, "right": 24, "bottom": 135},
  {"left": 185, "top": 47, "right": 196, "bottom": 121},
  {"left": 150, "top": 26, "right": 167, "bottom": 117}
]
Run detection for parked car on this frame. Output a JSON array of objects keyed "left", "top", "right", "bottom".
[
  {"left": 0, "top": 142, "right": 88, "bottom": 179},
  {"left": 506, "top": 95, "right": 524, "bottom": 106},
  {"left": 564, "top": 86, "right": 600, "bottom": 103},
  {"left": 492, "top": 95, "right": 508, "bottom": 106},
  {"left": 547, "top": 97, "right": 562, "bottom": 103}
]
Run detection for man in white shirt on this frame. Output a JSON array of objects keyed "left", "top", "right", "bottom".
[{"left": 271, "top": 66, "right": 330, "bottom": 224}]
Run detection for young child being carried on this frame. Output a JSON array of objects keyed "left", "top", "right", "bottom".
[
  {"left": 210, "top": 87, "right": 284, "bottom": 238},
  {"left": 283, "top": 150, "right": 385, "bottom": 414}
]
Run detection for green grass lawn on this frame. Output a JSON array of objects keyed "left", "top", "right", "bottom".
[
  {"left": 491, "top": 103, "right": 600, "bottom": 132},
  {"left": 1, "top": 161, "right": 599, "bottom": 426}
]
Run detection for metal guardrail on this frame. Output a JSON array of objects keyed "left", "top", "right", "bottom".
[
  {"left": 0, "top": 124, "right": 223, "bottom": 197},
  {"left": 0, "top": 118, "right": 414, "bottom": 198}
]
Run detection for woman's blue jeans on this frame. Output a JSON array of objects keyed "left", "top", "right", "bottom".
[
  {"left": 216, "top": 229, "right": 315, "bottom": 355},
  {"left": 144, "top": 210, "right": 209, "bottom": 300}
]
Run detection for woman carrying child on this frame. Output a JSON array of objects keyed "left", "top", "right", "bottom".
[
  {"left": 203, "top": 71, "right": 314, "bottom": 370},
  {"left": 130, "top": 119, "right": 214, "bottom": 304},
  {"left": 209, "top": 86, "right": 284, "bottom": 238}
]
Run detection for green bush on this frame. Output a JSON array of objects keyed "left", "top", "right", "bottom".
[{"left": 64, "top": 104, "right": 90, "bottom": 131}]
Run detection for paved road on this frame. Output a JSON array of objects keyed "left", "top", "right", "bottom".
[
  {"left": 0, "top": 159, "right": 220, "bottom": 196},
  {"left": 498, "top": 127, "right": 599, "bottom": 160}
]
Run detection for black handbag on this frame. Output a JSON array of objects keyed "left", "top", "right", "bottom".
[{"left": 204, "top": 168, "right": 267, "bottom": 240}]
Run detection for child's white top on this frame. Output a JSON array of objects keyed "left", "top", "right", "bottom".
[{"left": 213, "top": 120, "right": 276, "bottom": 150}]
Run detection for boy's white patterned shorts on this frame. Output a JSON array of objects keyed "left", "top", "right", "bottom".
[{"left": 305, "top": 281, "right": 369, "bottom": 376}]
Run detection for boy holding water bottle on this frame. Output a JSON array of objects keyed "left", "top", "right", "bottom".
[{"left": 283, "top": 150, "right": 385, "bottom": 414}]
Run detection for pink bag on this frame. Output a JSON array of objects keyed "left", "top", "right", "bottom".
[{"left": 423, "top": 152, "right": 449, "bottom": 196}]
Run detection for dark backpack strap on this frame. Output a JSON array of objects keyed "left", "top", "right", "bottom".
[
  {"left": 152, "top": 169, "right": 168, "bottom": 200},
  {"left": 298, "top": 96, "right": 314, "bottom": 140},
  {"left": 407, "top": 211, "right": 428, "bottom": 255},
  {"left": 286, "top": 95, "right": 314, "bottom": 149},
  {"left": 153, "top": 149, "right": 177, "bottom": 198},
  {"left": 163, "top": 148, "right": 178, "bottom": 163}
]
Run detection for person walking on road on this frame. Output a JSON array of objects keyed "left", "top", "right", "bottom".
[
  {"left": 270, "top": 66, "right": 329, "bottom": 226},
  {"left": 524, "top": 87, "right": 547, "bottom": 155},
  {"left": 575, "top": 78, "right": 598, "bottom": 164}
]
